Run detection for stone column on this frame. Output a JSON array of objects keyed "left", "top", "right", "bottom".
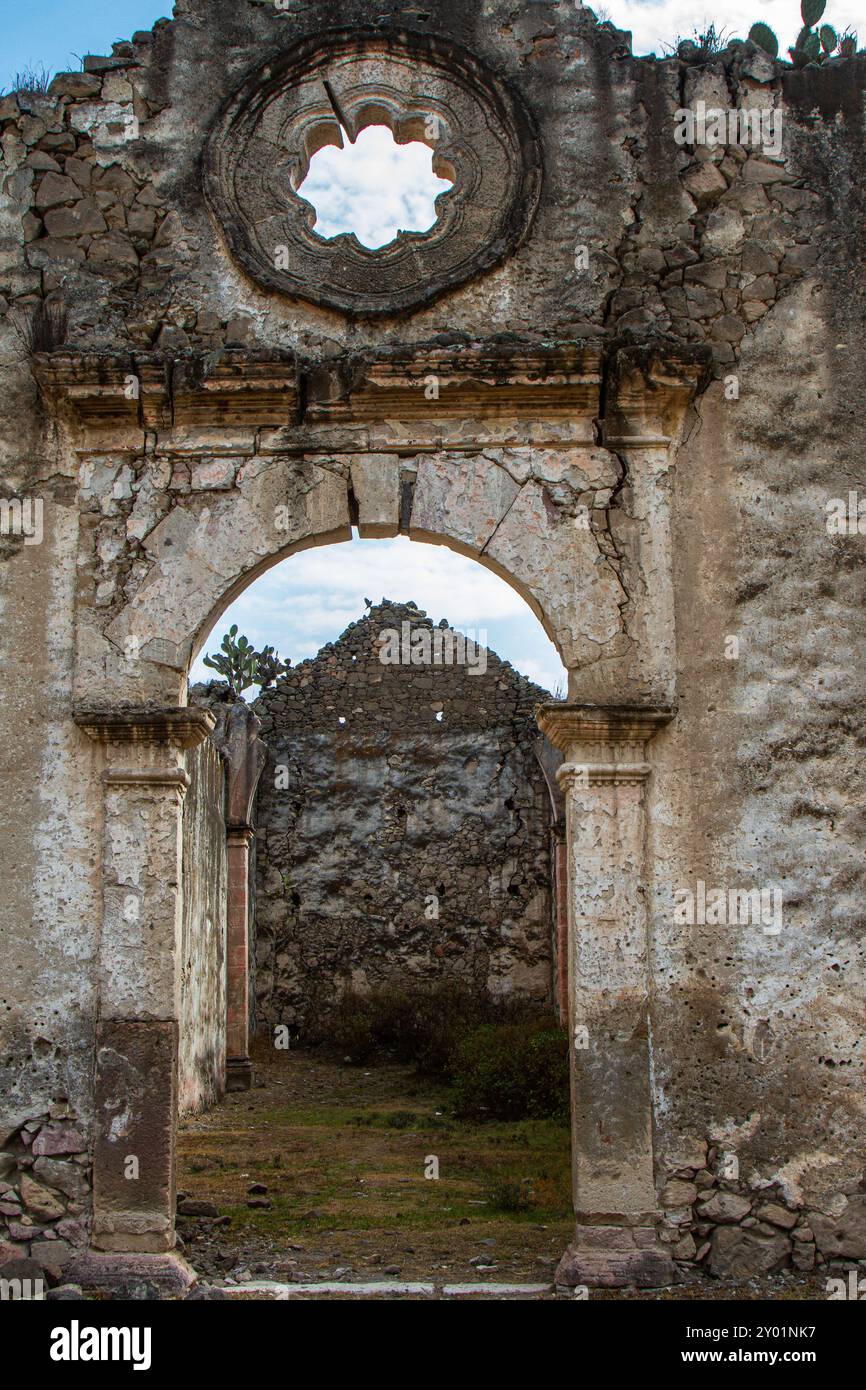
[
  {"left": 225, "top": 827, "right": 254, "bottom": 1090},
  {"left": 206, "top": 700, "right": 267, "bottom": 1092},
  {"left": 76, "top": 708, "right": 214, "bottom": 1260},
  {"left": 553, "top": 828, "right": 569, "bottom": 1025},
  {"left": 536, "top": 703, "right": 677, "bottom": 1287}
]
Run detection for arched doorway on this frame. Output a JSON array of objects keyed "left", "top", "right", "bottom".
[{"left": 53, "top": 339, "right": 702, "bottom": 1286}]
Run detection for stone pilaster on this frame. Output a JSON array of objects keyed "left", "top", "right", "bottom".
[
  {"left": 225, "top": 826, "right": 254, "bottom": 1091},
  {"left": 536, "top": 702, "right": 678, "bottom": 1287},
  {"left": 76, "top": 707, "right": 214, "bottom": 1253}
]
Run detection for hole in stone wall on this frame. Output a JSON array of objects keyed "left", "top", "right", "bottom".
[{"left": 296, "top": 123, "right": 454, "bottom": 250}]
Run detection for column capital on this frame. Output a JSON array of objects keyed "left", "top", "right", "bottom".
[
  {"left": 226, "top": 825, "right": 254, "bottom": 846},
  {"left": 75, "top": 706, "right": 216, "bottom": 750},
  {"left": 600, "top": 345, "right": 710, "bottom": 446},
  {"left": 538, "top": 704, "right": 674, "bottom": 790},
  {"left": 537, "top": 703, "right": 674, "bottom": 756}
]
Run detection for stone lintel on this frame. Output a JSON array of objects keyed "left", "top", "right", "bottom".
[{"left": 75, "top": 706, "right": 216, "bottom": 750}]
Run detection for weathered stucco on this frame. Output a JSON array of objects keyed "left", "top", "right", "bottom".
[{"left": 1, "top": 0, "right": 864, "bottom": 1290}]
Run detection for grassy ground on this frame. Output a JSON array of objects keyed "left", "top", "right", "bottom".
[{"left": 176, "top": 1037, "right": 573, "bottom": 1283}]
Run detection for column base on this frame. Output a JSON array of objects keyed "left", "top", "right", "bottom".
[
  {"left": 226, "top": 1056, "right": 253, "bottom": 1091},
  {"left": 66, "top": 1250, "right": 197, "bottom": 1297},
  {"left": 556, "top": 1225, "right": 681, "bottom": 1289}
]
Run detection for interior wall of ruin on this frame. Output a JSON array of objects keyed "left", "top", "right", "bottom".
[{"left": 253, "top": 602, "right": 554, "bottom": 1029}]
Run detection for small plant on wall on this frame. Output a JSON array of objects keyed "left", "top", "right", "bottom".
[{"left": 203, "top": 625, "right": 289, "bottom": 697}]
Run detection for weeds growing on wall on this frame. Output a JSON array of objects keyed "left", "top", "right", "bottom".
[
  {"left": 11, "top": 301, "right": 68, "bottom": 357},
  {"left": 2, "top": 66, "right": 52, "bottom": 97}
]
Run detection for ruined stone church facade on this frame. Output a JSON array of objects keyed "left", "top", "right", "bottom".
[{"left": 1, "top": 0, "right": 864, "bottom": 1290}]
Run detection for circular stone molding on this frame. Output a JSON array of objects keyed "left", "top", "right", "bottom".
[{"left": 203, "top": 28, "right": 542, "bottom": 317}]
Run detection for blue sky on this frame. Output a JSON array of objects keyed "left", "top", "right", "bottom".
[{"left": 5, "top": 1, "right": 860, "bottom": 688}]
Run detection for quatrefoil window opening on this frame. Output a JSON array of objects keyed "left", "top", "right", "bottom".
[{"left": 293, "top": 100, "right": 456, "bottom": 252}]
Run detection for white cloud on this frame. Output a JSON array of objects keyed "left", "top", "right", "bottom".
[{"left": 297, "top": 125, "right": 453, "bottom": 249}]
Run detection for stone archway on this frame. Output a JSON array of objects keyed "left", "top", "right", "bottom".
[{"left": 38, "top": 336, "right": 705, "bottom": 1284}]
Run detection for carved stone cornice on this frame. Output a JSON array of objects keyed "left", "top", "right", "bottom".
[
  {"left": 602, "top": 345, "right": 711, "bottom": 447},
  {"left": 34, "top": 351, "right": 300, "bottom": 431},
  {"left": 305, "top": 343, "right": 603, "bottom": 422},
  {"left": 34, "top": 343, "right": 710, "bottom": 446},
  {"left": 75, "top": 707, "right": 216, "bottom": 750},
  {"left": 104, "top": 767, "right": 191, "bottom": 789}
]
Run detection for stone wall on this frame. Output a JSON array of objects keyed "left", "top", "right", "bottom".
[
  {"left": 657, "top": 1136, "right": 866, "bottom": 1282},
  {"left": 253, "top": 602, "right": 555, "bottom": 1029},
  {"left": 178, "top": 735, "right": 227, "bottom": 1115},
  {"left": 0, "top": 1112, "right": 90, "bottom": 1279},
  {"left": 1, "top": 7, "right": 861, "bottom": 367}
]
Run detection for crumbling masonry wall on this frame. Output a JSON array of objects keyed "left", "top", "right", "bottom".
[{"left": 253, "top": 602, "right": 554, "bottom": 1029}]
